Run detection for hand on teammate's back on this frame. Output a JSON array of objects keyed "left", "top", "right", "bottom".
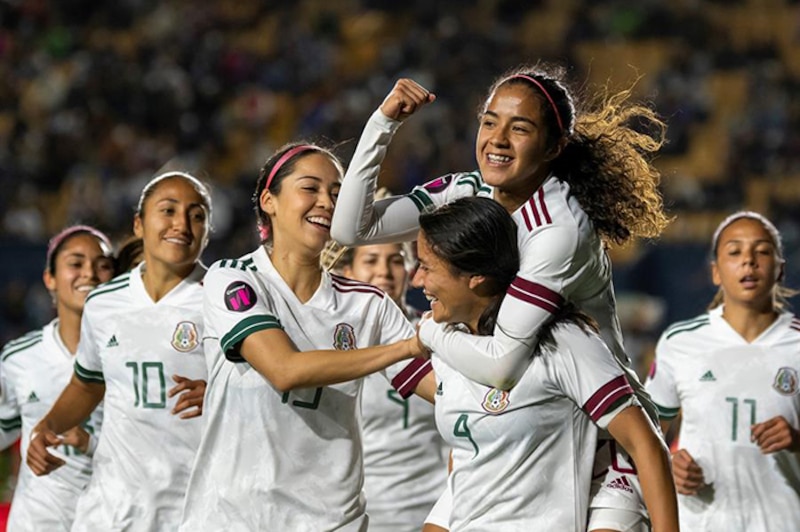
[
  {"left": 751, "top": 416, "right": 800, "bottom": 454},
  {"left": 670, "top": 448, "right": 706, "bottom": 495},
  {"left": 169, "top": 375, "right": 206, "bottom": 419},
  {"left": 379, "top": 78, "right": 436, "bottom": 122}
]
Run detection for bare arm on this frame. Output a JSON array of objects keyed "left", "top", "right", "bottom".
[
  {"left": 28, "top": 375, "right": 104, "bottom": 475},
  {"left": 239, "top": 327, "right": 425, "bottom": 392},
  {"left": 607, "top": 406, "right": 679, "bottom": 532}
]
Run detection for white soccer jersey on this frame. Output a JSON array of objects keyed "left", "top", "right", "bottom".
[
  {"left": 333, "top": 110, "right": 655, "bottom": 426},
  {"left": 360, "top": 307, "right": 447, "bottom": 532},
  {"left": 0, "top": 320, "right": 102, "bottom": 531},
  {"left": 646, "top": 306, "right": 800, "bottom": 532},
  {"left": 433, "top": 322, "right": 635, "bottom": 531},
  {"left": 71, "top": 262, "right": 207, "bottom": 532},
  {"left": 180, "top": 247, "right": 432, "bottom": 532}
]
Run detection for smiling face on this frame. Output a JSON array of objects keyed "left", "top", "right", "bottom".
[
  {"left": 411, "top": 230, "right": 484, "bottom": 329},
  {"left": 44, "top": 233, "right": 115, "bottom": 317},
  {"left": 260, "top": 152, "right": 341, "bottom": 257},
  {"left": 712, "top": 217, "right": 784, "bottom": 311},
  {"left": 476, "top": 83, "right": 558, "bottom": 199},
  {"left": 133, "top": 176, "right": 210, "bottom": 274},
  {"left": 342, "top": 243, "right": 409, "bottom": 304}
]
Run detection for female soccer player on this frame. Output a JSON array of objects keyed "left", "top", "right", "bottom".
[
  {"left": 646, "top": 211, "right": 800, "bottom": 531},
  {"left": 179, "top": 143, "right": 433, "bottom": 531},
  {"left": 26, "top": 171, "right": 211, "bottom": 530},
  {"left": 0, "top": 225, "right": 114, "bottom": 530},
  {"left": 414, "top": 197, "right": 675, "bottom": 530},
  {"left": 336, "top": 240, "right": 447, "bottom": 531},
  {"left": 331, "top": 65, "right": 673, "bottom": 530}
]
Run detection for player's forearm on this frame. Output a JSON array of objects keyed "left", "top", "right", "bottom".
[
  {"left": 420, "top": 320, "right": 534, "bottom": 390},
  {"left": 245, "top": 336, "right": 419, "bottom": 392},
  {"left": 610, "top": 408, "right": 679, "bottom": 532},
  {"left": 331, "top": 110, "right": 419, "bottom": 245},
  {"left": 34, "top": 375, "right": 104, "bottom": 435}
]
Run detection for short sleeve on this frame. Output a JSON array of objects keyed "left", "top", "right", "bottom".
[
  {"left": 644, "top": 334, "right": 681, "bottom": 421},
  {"left": 203, "top": 263, "right": 283, "bottom": 361},
  {"left": 74, "top": 305, "right": 105, "bottom": 384},
  {"left": 548, "top": 327, "right": 634, "bottom": 431},
  {"left": 0, "top": 360, "right": 21, "bottom": 449},
  {"left": 406, "top": 172, "right": 483, "bottom": 213},
  {"left": 375, "top": 295, "right": 433, "bottom": 398}
]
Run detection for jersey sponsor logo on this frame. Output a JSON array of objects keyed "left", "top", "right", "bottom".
[
  {"left": 605, "top": 475, "right": 634, "bottom": 493},
  {"left": 699, "top": 370, "right": 716, "bottom": 382},
  {"left": 422, "top": 174, "right": 454, "bottom": 194},
  {"left": 172, "top": 321, "right": 199, "bottom": 352},
  {"left": 333, "top": 323, "right": 357, "bottom": 350},
  {"left": 773, "top": 367, "right": 799, "bottom": 396},
  {"left": 482, "top": 388, "right": 510, "bottom": 414},
  {"left": 224, "top": 281, "right": 257, "bottom": 312},
  {"left": 106, "top": 335, "right": 119, "bottom": 348},
  {"left": 26, "top": 391, "right": 39, "bottom": 403}
]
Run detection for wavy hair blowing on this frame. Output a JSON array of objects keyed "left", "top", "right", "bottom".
[{"left": 490, "top": 63, "right": 671, "bottom": 245}]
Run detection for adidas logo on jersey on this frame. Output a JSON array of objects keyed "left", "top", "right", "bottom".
[
  {"left": 106, "top": 335, "right": 119, "bottom": 348},
  {"left": 606, "top": 475, "right": 634, "bottom": 494},
  {"left": 699, "top": 370, "right": 716, "bottom": 382},
  {"left": 27, "top": 391, "right": 39, "bottom": 403},
  {"left": 436, "top": 382, "right": 443, "bottom": 396}
]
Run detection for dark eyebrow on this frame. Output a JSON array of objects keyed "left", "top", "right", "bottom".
[{"left": 482, "top": 110, "right": 537, "bottom": 127}]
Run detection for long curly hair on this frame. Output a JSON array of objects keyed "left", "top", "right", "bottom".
[{"left": 487, "top": 63, "right": 672, "bottom": 245}]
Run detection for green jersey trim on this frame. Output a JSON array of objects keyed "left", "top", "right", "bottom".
[
  {"left": 74, "top": 361, "right": 105, "bottom": 384},
  {"left": 665, "top": 319, "right": 710, "bottom": 339},
  {"left": 86, "top": 281, "right": 130, "bottom": 303},
  {"left": 655, "top": 403, "right": 680, "bottom": 420},
  {"left": 221, "top": 315, "right": 283, "bottom": 354},
  {"left": 1, "top": 332, "right": 43, "bottom": 361},
  {"left": 407, "top": 189, "right": 433, "bottom": 212},
  {"left": 0, "top": 416, "right": 21, "bottom": 432}
]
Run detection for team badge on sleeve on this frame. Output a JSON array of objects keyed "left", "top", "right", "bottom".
[
  {"left": 482, "top": 388, "right": 510, "bottom": 414},
  {"left": 773, "top": 367, "right": 799, "bottom": 396},
  {"left": 172, "top": 321, "right": 199, "bottom": 352},
  {"left": 333, "top": 323, "right": 357, "bottom": 351},
  {"left": 224, "top": 281, "right": 257, "bottom": 312},
  {"left": 422, "top": 174, "right": 454, "bottom": 193}
]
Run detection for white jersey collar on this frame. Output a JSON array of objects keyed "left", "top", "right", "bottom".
[
  {"left": 250, "top": 246, "right": 335, "bottom": 310},
  {"left": 130, "top": 261, "right": 206, "bottom": 306},
  {"left": 710, "top": 305, "right": 794, "bottom": 345}
]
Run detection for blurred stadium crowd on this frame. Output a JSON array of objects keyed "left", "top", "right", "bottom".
[{"left": 2, "top": 0, "right": 800, "bottom": 378}]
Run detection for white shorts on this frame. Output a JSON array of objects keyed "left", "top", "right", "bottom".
[
  {"left": 423, "top": 484, "right": 451, "bottom": 529},
  {"left": 589, "top": 439, "right": 650, "bottom": 529}
]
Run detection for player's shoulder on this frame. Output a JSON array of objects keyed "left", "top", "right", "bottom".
[
  {"left": 209, "top": 255, "right": 258, "bottom": 274},
  {"left": 85, "top": 271, "right": 132, "bottom": 306},
  {"left": 1, "top": 327, "right": 44, "bottom": 363},
  {"left": 514, "top": 176, "right": 587, "bottom": 239},
  {"left": 329, "top": 273, "right": 387, "bottom": 303},
  {"left": 662, "top": 313, "right": 712, "bottom": 341}
]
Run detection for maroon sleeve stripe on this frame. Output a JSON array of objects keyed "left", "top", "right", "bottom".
[
  {"left": 529, "top": 196, "right": 542, "bottom": 226},
  {"left": 511, "top": 277, "right": 565, "bottom": 307},
  {"left": 507, "top": 285, "right": 559, "bottom": 314},
  {"left": 520, "top": 207, "right": 533, "bottom": 231},
  {"left": 391, "top": 358, "right": 433, "bottom": 398},
  {"left": 537, "top": 188, "right": 552, "bottom": 224},
  {"left": 583, "top": 375, "right": 634, "bottom": 422}
]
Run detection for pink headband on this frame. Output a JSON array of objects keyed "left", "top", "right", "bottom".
[
  {"left": 46, "top": 225, "right": 112, "bottom": 272},
  {"left": 265, "top": 145, "right": 317, "bottom": 190},
  {"left": 507, "top": 74, "right": 564, "bottom": 134}
]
